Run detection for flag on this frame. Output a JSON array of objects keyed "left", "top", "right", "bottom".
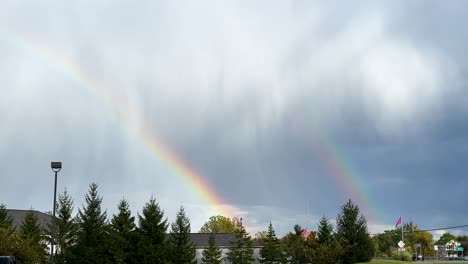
[
  {"left": 395, "top": 216, "right": 402, "bottom": 228},
  {"left": 301, "top": 229, "right": 308, "bottom": 236}
]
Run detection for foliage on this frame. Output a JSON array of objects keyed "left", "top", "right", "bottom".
[
  {"left": 0, "top": 203, "right": 13, "bottom": 229},
  {"left": 137, "top": 196, "right": 170, "bottom": 264},
  {"left": 390, "top": 250, "right": 412, "bottom": 261},
  {"left": 259, "top": 222, "right": 288, "bottom": 263},
  {"left": 168, "top": 206, "right": 196, "bottom": 264},
  {"left": 308, "top": 238, "right": 343, "bottom": 264},
  {"left": 68, "top": 183, "right": 110, "bottom": 264},
  {"left": 109, "top": 198, "right": 137, "bottom": 264},
  {"left": 202, "top": 232, "right": 223, "bottom": 264},
  {"left": 282, "top": 224, "right": 308, "bottom": 263},
  {"left": 436, "top": 232, "right": 456, "bottom": 245},
  {"left": 0, "top": 227, "right": 45, "bottom": 263},
  {"left": 402, "top": 222, "right": 434, "bottom": 256},
  {"left": 317, "top": 216, "right": 334, "bottom": 244},
  {"left": 336, "top": 199, "right": 374, "bottom": 264},
  {"left": 373, "top": 229, "right": 400, "bottom": 257},
  {"left": 227, "top": 219, "right": 255, "bottom": 264},
  {"left": 48, "top": 189, "right": 77, "bottom": 264},
  {"left": 200, "top": 215, "right": 240, "bottom": 233},
  {"left": 20, "top": 209, "right": 48, "bottom": 263},
  {"left": 254, "top": 231, "right": 268, "bottom": 241}
]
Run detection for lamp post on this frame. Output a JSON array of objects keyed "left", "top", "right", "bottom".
[{"left": 50, "top": 162, "right": 62, "bottom": 264}]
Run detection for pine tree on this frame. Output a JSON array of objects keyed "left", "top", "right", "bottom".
[
  {"left": 0, "top": 227, "right": 39, "bottom": 263},
  {"left": 137, "top": 196, "right": 169, "bottom": 264},
  {"left": 69, "top": 183, "right": 110, "bottom": 264},
  {"left": 227, "top": 219, "right": 255, "bottom": 264},
  {"left": 168, "top": 206, "right": 196, "bottom": 264},
  {"left": 0, "top": 203, "right": 13, "bottom": 229},
  {"left": 259, "top": 222, "right": 287, "bottom": 263},
  {"left": 317, "top": 216, "right": 334, "bottom": 244},
  {"left": 20, "top": 209, "right": 48, "bottom": 263},
  {"left": 336, "top": 199, "right": 373, "bottom": 264},
  {"left": 49, "top": 189, "right": 77, "bottom": 264},
  {"left": 202, "top": 232, "right": 223, "bottom": 264},
  {"left": 110, "top": 198, "right": 136, "bottom": 264}
]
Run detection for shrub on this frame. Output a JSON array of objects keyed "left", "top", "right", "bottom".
[{"left": 391, "top": 250, "right": 412, "bottom": 261}]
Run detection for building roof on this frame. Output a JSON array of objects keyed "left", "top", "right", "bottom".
[
  {"left": 166, "top": 233, "right": 262, "bottom": 248},
  {"left": 6, "top": 209, "right": 53, "bottom": 230}
]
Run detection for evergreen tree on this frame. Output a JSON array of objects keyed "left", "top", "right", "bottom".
[
  {"left": 202, "top": 232, "right": 223, "bottom": 264},
  {"left": 0, "top": 203, "right": 13, "bottom": 229},
  {"left": 168, "top": 206, "right": 196, "bottom": 264},
  {"left": 49, "top": 189, "right": 77, "bottom": 264},
  {"left": 316, "top": 216, "right": 334, "bottom": 244},
  {"left": 69, "top": 183, "right": 110, "bottom": 264},
  {"left": 110, "top": 198, "right": 136, "bottom": 264},
  {"left": 336, "top": 199, "right": 373, "bottom": 264},
  {"left": 259, "top": 222, "right": 287, "bottom": 263},
  {"left": 227, "top": 218, "right": 254, "bottom": 264},
  {"left": 20, "top": 209, "right": 48, "bottom": 263},
  {"left": 283, "top": 224, "right": 307, "bottom": 264},
  {"left": 0, "top": 227, "right": 40, "bottom": 263},
  {"left": 137, "top": 196, "right": 169, "bottom": 264}
]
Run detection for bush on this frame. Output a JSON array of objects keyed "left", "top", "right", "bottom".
[
  {"left": 391, "top": 250, "right": 412, "bottom": 261},
  {"left": 308, "top": 240, "right": 344, "bottom": 264}
]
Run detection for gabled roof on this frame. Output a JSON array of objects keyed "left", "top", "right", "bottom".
[{"left": 6, "top": 209, "right": 53, "bottom": 230}]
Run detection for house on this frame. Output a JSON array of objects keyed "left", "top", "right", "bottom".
[
  {"left": 168, "top": 233, "right": 263, "bottom": 264},
  {"left": 436, "top": 240, "right": 467, "bottom": 259}
]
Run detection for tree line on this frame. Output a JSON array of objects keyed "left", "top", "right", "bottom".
[
  {"left": 372, "top": 223, "right": 468, "bottom": 260},
  {"left": 0, "top": 183, "right": 199, "bottom": 264},
  {"left": 0, "top": 182, "right": 375, "bottom": 264}
]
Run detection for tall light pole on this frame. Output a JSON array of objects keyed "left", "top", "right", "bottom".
[{"left": 50, "top": 162, "right": 62, "bottom": 264}]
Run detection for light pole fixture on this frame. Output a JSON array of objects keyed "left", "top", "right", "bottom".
[{"left": 50, "top": 162, "right": 61, "bottom": 264}]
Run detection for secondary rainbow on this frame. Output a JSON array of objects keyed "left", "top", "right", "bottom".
[{"left": 309, "top": 125, "right": 382, "bottom": 223}]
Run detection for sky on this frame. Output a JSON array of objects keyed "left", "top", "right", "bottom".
[{"left": 1, "top": 0, "right": 467, "bottom": 239}]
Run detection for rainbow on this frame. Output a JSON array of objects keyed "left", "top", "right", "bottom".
[
  {"left": 0, "top": 30, "right": 233, "bottom": 219},
  {"left": 1, "top": 30, "right": 383, "bottom": 227},
  {"left": 309, "top": 124, "right": 382, "bottom": 223}
]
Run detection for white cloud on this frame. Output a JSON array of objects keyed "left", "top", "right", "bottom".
[
  {"left": 368, "top": 224, "right": 396, "bottom": 236},
  {"left": 432, "top": 229, "right": 468, "bottom": 241}
]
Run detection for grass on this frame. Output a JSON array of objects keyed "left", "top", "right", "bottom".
[
  {"left": 356, "top": 260, "right": 408, "bottom": 264},
  {"left": 356, "top": 260, "right": 468, "bottom": 264}
]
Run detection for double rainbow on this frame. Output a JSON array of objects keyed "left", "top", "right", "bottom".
[{"left": 1, "top": 30, "right": 382, "bottom": 226}]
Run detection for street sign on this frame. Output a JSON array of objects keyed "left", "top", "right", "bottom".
[
  {"left": 457, "top": 247, "right": 464, "bottom": 251},
  {"left": 398, "top": 241, "right": 405, "bottom": 248},
  {"left": 434, "top": 245, "right": 438, "bottom": 251}
]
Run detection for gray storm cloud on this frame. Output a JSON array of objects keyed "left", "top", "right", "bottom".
[{"left": 0, "top": 0, "right": 466, "bottom": 236}]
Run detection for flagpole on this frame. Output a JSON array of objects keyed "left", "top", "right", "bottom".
[{"left": 401, "top": 222, "right": 403, "bottom": 242}]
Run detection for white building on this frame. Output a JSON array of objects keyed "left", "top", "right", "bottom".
[{"left": 185, "top": 233, "right": 262, "bottom": 264}]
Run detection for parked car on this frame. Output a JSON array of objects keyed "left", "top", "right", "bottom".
[
  {"left": 412, "top": 253, "right": 424, "bottom": 261},
  {"left": 0, "top": 256, "right": 16, "bottom": 264}
]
